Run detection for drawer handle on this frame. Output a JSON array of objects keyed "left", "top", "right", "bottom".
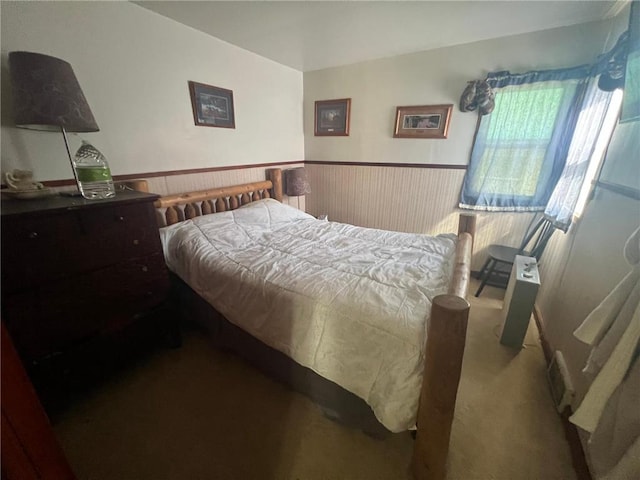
[
  {"left": 28, "top": 231, "right": 38, "bottom": 239},
  {"left": 141, "top": 266, "right": 148, "bottom": 272},
  {"left": 117, "top": 216, "right": 125, "bottom": 222},
  {"left": 133, "top": 239, "right": 140, "bottom": 245}
]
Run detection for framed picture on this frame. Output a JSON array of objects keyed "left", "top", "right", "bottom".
[
  {"left": 314, "top": 98, "right": 351, "bottom": 136},
  {"left": 393, "top": 104, "right": 453, "bottom": 139},
  {"left": 188, "top": 81, "right": 235, "bottom": 128}
]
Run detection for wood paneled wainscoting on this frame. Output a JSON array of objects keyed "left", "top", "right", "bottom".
[
  {"left": 38, "top": 160, "right": 537, "bottom": 271},
  {"left": 305, "top": 161, "right": 536, "bottom": 271},
  {"left": 40, "top": 162, "right": 308, "bottom": 213}
]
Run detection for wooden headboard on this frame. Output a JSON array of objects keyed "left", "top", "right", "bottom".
[{"left": 151, "top": 168, "right": 283, "bottom": 227}]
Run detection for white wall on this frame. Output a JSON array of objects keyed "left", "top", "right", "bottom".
[
  {"left": 538, "top": 182, "right": 639, "bottom": 405},
  {"left": 0, "top": 1, "right": 304, "bottom": 181},
  {"left": 304, "top": 17, "right": 624, "bottom": 270},
  {"left": 536, "top": 117, "right": 639, "bottom": 475},
  {"left": 535, "top": 5, "right": 637, "bottom": 405},
  {"left": 599, "top": 121, "right": 640, "bottom": 189},
  {"left": 304, "top": 19, "right": 621, "bottom": 165}
]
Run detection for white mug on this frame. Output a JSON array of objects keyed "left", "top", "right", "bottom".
[{"left": 5, "top": 169, "right": 43, "bottom": 191}]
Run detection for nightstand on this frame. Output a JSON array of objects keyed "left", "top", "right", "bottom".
[{"left": 1, "top": 190, "right": 172, "bottom": 366}]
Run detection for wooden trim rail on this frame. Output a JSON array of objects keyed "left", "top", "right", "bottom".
[{"left": 304, "top": 160, "right": 467, "bottom": 170}]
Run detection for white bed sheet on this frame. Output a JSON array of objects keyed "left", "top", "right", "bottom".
[{"left": 160, "top": 199, "right": 456, "bottom": 432}]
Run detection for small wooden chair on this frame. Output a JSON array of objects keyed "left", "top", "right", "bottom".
[{"left": 475, "top": 215, "right": 555, "bottom": 297}]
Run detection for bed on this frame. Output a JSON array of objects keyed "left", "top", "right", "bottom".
[{"left": 151, "top": 168, "right": 475, "bottom": 480}]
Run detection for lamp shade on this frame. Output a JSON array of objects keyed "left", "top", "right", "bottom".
[
  {"left": 285, "top": 167, "right": 311, "bottom": 196},
  {"left": 8, "top": 51, "right": 99, "bottom": 132}
]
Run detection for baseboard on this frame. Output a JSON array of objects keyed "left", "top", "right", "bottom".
[
  {"left": 532, "top": 305, "right": 553, "bottom": 365},
  {"left": 532, "top": 305, "right": 593, "bottom": 480}
]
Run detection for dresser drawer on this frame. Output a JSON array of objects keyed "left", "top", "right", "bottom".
[
  {"left": 2, "top": 253, "right": 169, "bottom": 362},
  {"left": 3, "top": 279, "right": 109, "bottom": 361},
  {"left": 1, "top": 191, "right": 169, "bottom": 363},
  {"left": 76, "top": 202, "right": 161, "bottom": 264},
  {"left": 1, "top": 213, "right": 84, "bottom": 292},
  {"left": 2, "top": 202, "right": 162, "bottom": 292},
  {"left": 94, "top": 253, "right": 170, "bottom": 330}
]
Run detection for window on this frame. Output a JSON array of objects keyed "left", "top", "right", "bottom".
[
  {"left": 466, "top": 82, "right": 578, "bottom": 204},
  {"left": 460, "top": 33, "right": 629, "bottom": 229},
  {"left": 459, "top": 68, "right": 591, "bottom": 212},
  {"left": 554, "top": 88, "right": 623, "bottom": 221}
]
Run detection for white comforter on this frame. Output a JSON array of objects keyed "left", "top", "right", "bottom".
[{"left": 160, "top": 199, "right": 456, "bottom": 432}]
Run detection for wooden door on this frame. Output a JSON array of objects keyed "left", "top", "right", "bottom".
[{"left": 1, "top": 322, "right": 76, "bottom": 480}]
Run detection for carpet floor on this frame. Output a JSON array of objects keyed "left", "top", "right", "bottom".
[{"left": 51, "top": 282, "right": 576, "bottom": 480}]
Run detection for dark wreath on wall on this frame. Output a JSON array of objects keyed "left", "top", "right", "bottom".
[{"left": 188, "top": 81, "right": 235, "bottom": 128}]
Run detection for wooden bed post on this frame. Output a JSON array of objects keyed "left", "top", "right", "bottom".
[
  {"left": 411, "top": 295, "right": 470, "bottom": 480},
  {"left": 458, "top": 213, "right": 477, "bottom": 243},
  {"left": 411, "top": 213, "right": 475, "bottom": 480},
  {"left": 266, "top": 168, "right": 283, "bottom": 202}
]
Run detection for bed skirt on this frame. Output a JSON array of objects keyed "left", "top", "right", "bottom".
[{"left": 171, "top": 274, "right": 391, "bottom": 438}]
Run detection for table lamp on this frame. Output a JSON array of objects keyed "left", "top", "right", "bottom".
[
  {"left": 285, "top": 167, "right": 311, "bottom": 196},
  {"left": 8, "top": 51, "right": 99, "bottom": 191}
]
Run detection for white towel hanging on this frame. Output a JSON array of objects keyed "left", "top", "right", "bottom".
[{"left": 571, "top": 227, "right": 640, "bottom": 433}]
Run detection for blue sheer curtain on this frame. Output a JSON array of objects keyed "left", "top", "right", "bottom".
[
  {"left": 621, "top": 0, "right": 639, "bottom": 123},
  {"left": 544, "top": 77, "right": 614, "bottom": 231},
  {"left": 459, "top": 66, "right": 593, "bottom": 211}
]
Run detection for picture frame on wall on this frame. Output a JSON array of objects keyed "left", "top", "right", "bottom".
[
  {"left": 188, "top": 81, "right": 235, "bottom": 128},
  {"left": 393, "top": 104, "right": 453, "bottom": 139},
  {"left": 314, "top": 98, "right": 351, "bottom": 136}
]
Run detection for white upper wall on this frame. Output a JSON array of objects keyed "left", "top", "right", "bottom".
[
  {"left": 303, "top": 19, "right": 622, "bottom": 165},
  {"left": 1, "top": 2, "right": 626, "bottom": 180},
  {"left": 0, "top": 1, "right": 304, "bottom": 181},
  {"left": 134, "top": 1, "right": 621, "bottom": 72}
]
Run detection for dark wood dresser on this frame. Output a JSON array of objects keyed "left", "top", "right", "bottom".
[{"left": 1, "top": 191, "right": 171, "bottom": 367}]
